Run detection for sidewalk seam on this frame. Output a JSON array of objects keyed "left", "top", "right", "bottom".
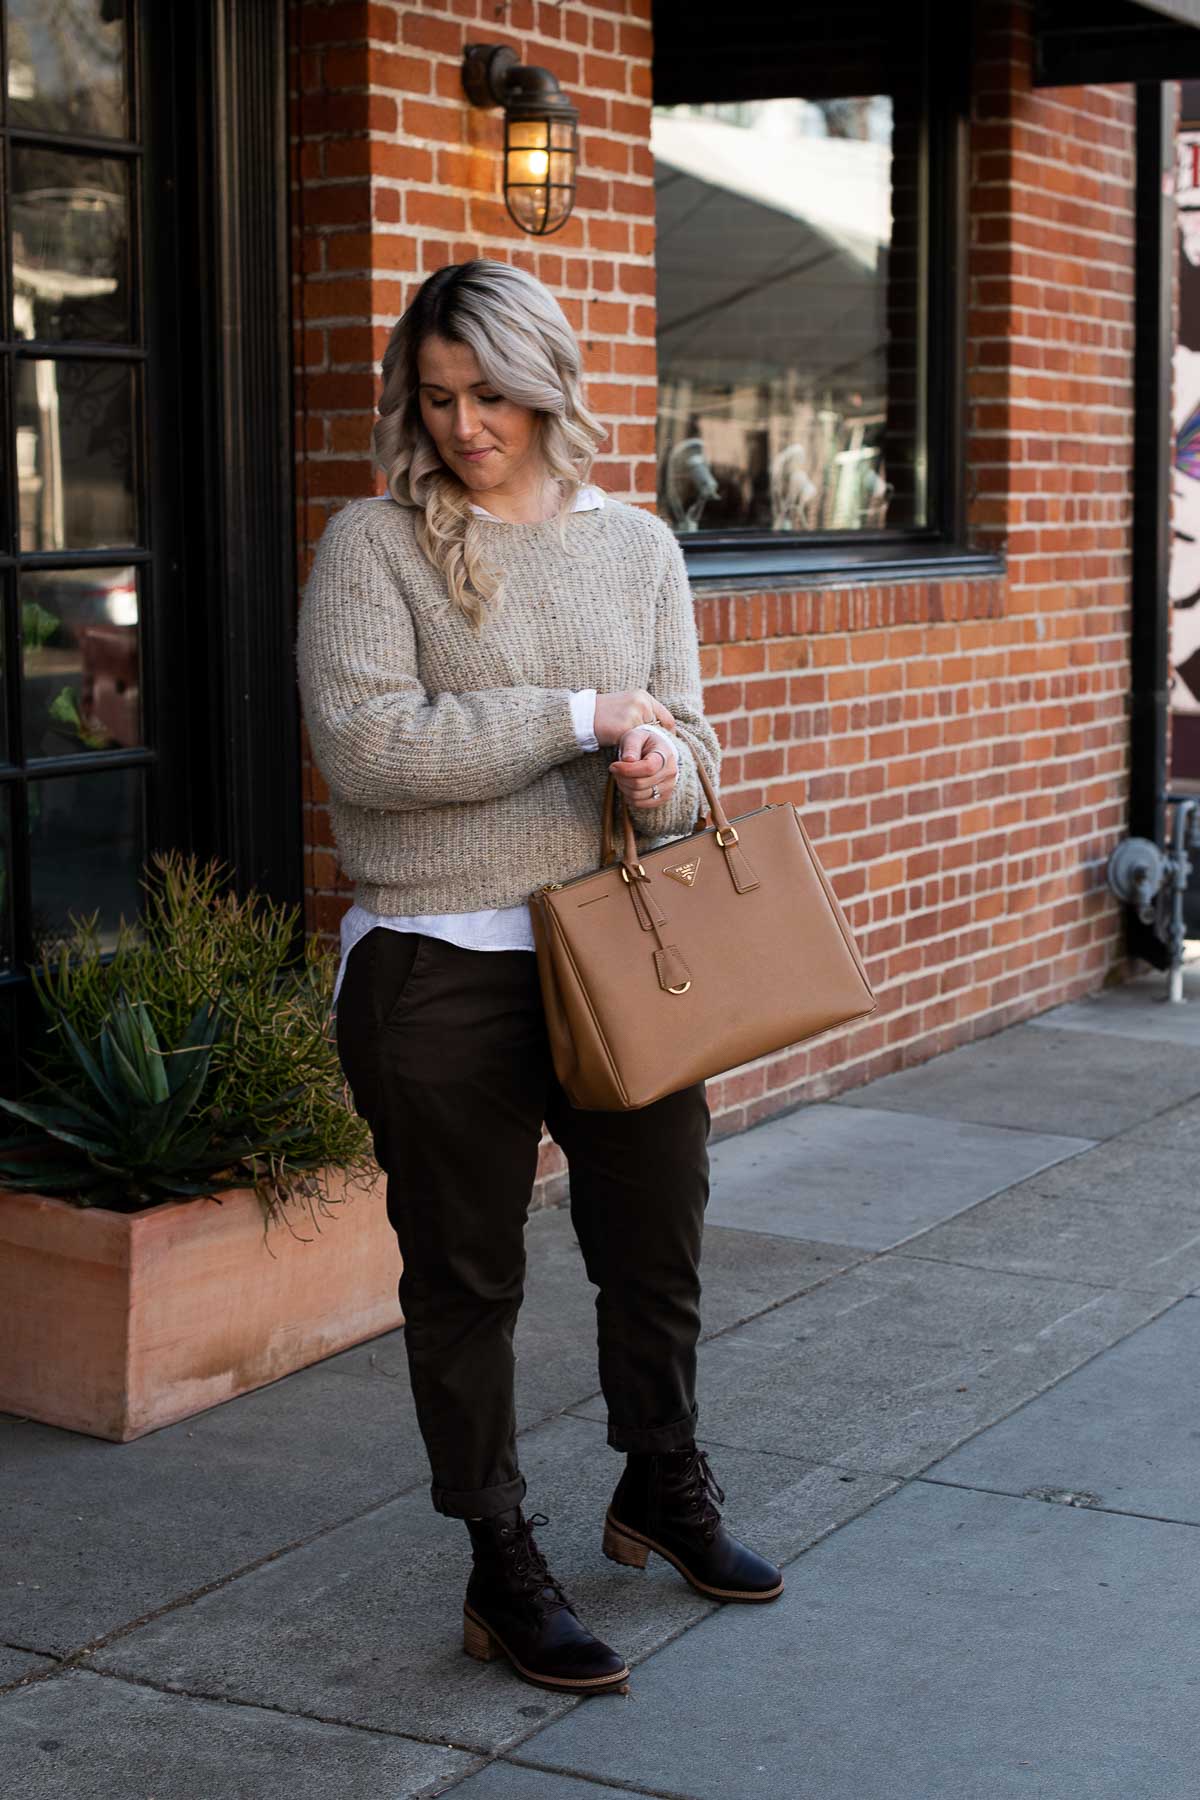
[
  {"left": 498, "top": 1751, "right": 704, "bottom": 1799},
  {"left": 891, "top": 1248, "right": 1194, "bottom": 1297},
  {"left": 916, "top": 1472, "right": 1200, "bottom": 1530},
  {"left": 67, "top": 1664, "right": 501, "bottom": 1758}
]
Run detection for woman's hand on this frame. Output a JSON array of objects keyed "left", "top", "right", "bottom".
[
  {"left": 611, "top": 722, "right": 678, "bottom": 811},
  {"left": 593, "top": 689, "right": 676, "bottom": 746}
]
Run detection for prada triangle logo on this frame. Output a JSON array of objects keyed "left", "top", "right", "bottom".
[{"left": 663, "top": 857, "right": 700, "bottom": 888}]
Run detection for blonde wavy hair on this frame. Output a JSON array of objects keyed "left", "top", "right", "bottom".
[{"left": 371, "top": 260, "right": 607, "bottom": 630}]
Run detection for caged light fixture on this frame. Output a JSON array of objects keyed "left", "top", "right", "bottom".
[{"left": 461, "top": 43, "right": 580, "bottom": 236}]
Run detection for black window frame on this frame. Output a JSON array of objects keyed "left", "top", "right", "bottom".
[
  {"left": 651, "top": 1, "right": 1000, "bottom": 587},
  {"left": 0, "top": 0, "right": 155, "bottom": 1086}
]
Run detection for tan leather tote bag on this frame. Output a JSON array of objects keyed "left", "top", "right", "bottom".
[{"left": 529, "top": 760, "right": 877, "bottom": 1111}]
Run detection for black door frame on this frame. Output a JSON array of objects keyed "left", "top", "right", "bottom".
[{"left": 147, "top": 0, "right": 302, "bottom": 916}]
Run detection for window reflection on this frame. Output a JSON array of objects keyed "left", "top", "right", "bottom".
[
  {"left": 6, "top": 0, "right": 128, "bottom": 140},
  {"left": 21, "top": 566, "right": 139, "bottom": 759},
  {"left": 654, "top": 95, "right": 924, "bottom": 536},
  {"left": 16, "top": 358, "right": 138, "bottom": 550},
  {"left": 12, "top": 148, "right": 131, "bottom": 343},
  {"left": 29, "top": 766, "right": 143, "bottom": 956}
]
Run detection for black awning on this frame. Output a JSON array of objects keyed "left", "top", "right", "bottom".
[{"left": 1035, "top": 0, "right": 1200, "bottom": 84}]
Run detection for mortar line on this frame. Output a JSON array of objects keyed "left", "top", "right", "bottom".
[
  {"left": 867, "top": 1251, "right": 1138, "bottom": 1292},
  {"left": 855, "top": 1296, "right": 1192, "bottom": 1489},
  {"left": 828, "top": 1096, "right": 1108, "bottom": 1145},
  {"left": 829, "top": 1052, "right": 1200, "bottom": 1167},
  {"left": 890, "top": 1248, "right": 1187, "bottom": 1296},
  {"left": 92, "top": 1654, "right": 702, "bottom": 1797},
  {"left": 69, "top": 1664, "right": 501, "bottom": 1758},
  {"left": 701, "top": 1094, "right": 1200, "bottom": 1291},
  {"left": 15, "top": 1467, "right": 436, "bottom": 1666},
  {"left": 917, "top": 1473, "right": 1200, "bottom": 1530},
  {"left": 574, "top": 1292, "right": 1188, "bottom": 1503},
  {"left": 899, "top": 1182, "right": 1200, "bottom": 1230},
  {"left": 834, "top": 1083, "right": 1200, "bottom": 1272},
  {"left": 498, "top": 1753, "right": 704, "bottom": 1800},
  {"left": 0, "top": 1646, "right": 61, "bottom": 1698},
  {"left": 829, "top": 1051, "right": 1200, "bottom": 1146},
  {"left": 885, "top": 1162, "right": 1198, "bottom": 1257}
]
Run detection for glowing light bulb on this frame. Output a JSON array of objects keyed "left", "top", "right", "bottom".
[{"left": 525, "top": 149, "right": 549, "bottom": 179}]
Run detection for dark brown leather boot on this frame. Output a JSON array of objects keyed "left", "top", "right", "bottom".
[
  {"left": 463, "top": 1508, "right": 630, "bottom": 1693},
  {"left": 603, "top": 1444, "right": 783, "bottom": 1602}
]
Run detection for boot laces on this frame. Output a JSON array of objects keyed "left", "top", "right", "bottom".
[
  {"left": 669, "top": 1448, "right": 725, "bottom": 1542},
  {"left": 500, "top": 1512, "right": 572, "bottom": 1617}
]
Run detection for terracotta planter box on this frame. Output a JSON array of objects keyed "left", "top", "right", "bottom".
[{"left": 0, "top": 1171, "right": 401, "bottom": 1442}]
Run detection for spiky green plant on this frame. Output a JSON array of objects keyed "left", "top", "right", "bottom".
[
  {"left": 3, "top": 851, "right": 374, "bottom": 1225},
  {"left": 0, "top": 990, "right": 320, "bottom": 1208}
]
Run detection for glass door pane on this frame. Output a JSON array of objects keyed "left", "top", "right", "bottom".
[
  {"left": 0, "top": 0, "right": 150, "bottom": 1047},
  {"left": 20, "top": 565, "right": 140, "bottom": 758},
  {"left": 6, "top": 0, "right": 129, "bottom": 140},
  {"left": 28, "top": 765, "right": 143, "bottom": 953},
  {"left": 11, "top": 146, "right": 133, "bottom": 344},
  {"left": 16, "top": 358, "right": 139, "bottom": 550}
]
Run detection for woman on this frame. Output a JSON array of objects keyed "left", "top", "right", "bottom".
[{"left": 296, "top": 260, "right": 782, "bottom": 1697}]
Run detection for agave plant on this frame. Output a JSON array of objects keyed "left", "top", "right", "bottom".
[{"left": 0, "top": 988, "right": 317, "bottom": 1211}]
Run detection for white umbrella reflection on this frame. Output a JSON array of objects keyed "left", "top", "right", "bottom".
[{"left": 653, "top": 106, "right": 896, "bottom": 532}]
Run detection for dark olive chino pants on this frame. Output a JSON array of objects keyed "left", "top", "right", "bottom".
[{"left": 335, "top": 926, "right": 712, "bottom": 1520}]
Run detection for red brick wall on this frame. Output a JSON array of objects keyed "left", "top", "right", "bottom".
[{"left": 290, "top": 0, "right": 1134, "bottom": 1187}]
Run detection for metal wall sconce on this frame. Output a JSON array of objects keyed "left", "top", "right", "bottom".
[{"left": 462, "top": 44, "right": 579, "bottom": 236}]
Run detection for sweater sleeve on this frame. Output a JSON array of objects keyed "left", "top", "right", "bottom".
[
  {"left": 625, "top": 526, "right": 721, "bottom": 842},
  {"left": 296, "top": 506, "right": 584, "bottom": 811}
]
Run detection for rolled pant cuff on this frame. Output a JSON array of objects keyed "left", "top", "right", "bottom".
[
  {"left": 432, "top": 1473, "right": 527, "bottom": 1520},
  {"left": 606, "top": 1406, "right": 698, "bottom": 1455}
]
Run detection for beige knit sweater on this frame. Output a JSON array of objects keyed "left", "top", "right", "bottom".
[{"left": 295, "top": 494, "right": 721, "bottom": 917}]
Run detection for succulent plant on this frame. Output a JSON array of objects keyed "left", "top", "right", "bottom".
[
  {"left": 0, "top": 851, "right": 374, "bottom": 1221},
  {"left": 0, "top": 988, "right": 316, "bottom": 1211}
]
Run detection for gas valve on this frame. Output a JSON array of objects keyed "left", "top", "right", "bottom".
[
  {"left": 1106, "top": 800, "right": 1200, "bottom": 1001},
  {"left": 1105, "top": 837, "right": 1168, "bottom": 918}
]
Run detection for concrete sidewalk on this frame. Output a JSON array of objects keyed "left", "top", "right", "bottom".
[{"left": 5, "top": 967, "right": 1200, "bottom": 1797}]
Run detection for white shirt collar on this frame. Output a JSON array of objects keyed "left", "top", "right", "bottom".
[{"left": 469, "top": 483, "right": 606, "bottom": 520}]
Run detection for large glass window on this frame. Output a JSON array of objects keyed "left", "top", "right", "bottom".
[
  {"left": 652, "top": 2, "right": 944, "bottom": 549},
  {"left": 0, "top": 0, "right": 151, "bottom": 1085}
]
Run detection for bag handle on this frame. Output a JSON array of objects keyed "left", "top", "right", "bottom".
[
  {"left": 600, "top": 738, "right": 733, "bottom": 864},
  {"left": 598, "top": 744, "right": 759, "bottom": 895}
]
